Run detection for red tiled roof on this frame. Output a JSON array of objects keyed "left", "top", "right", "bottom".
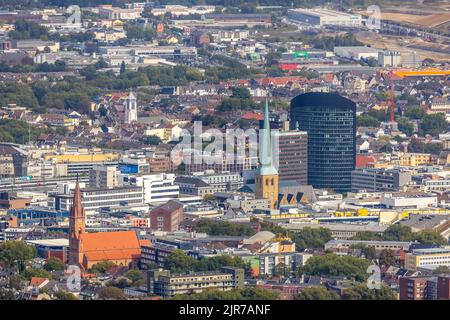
[{"left": 356, "top": 155, "right": 377, "bottom": 168}]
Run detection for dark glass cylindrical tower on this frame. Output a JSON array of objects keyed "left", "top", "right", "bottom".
[{"left": 290, "top": 92, "right": 356, "bottom": 193}]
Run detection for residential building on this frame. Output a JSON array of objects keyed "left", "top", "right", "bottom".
[{"left": 147, "top": 267, "right": 244, "bottom": 297}]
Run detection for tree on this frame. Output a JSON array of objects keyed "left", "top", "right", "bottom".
[
  {"left": 298, "top": 254, "right": 370, "bottom": 282},
  {"left": 414, "top": 230, "right": 447, "bottom": 246},
  {"left": 231, "top": 87, "right": 251, "bottom": 100},
  {"left": 142, "top": 135, "right": 162, "bottom": 146},
  {"left": 0, "top": 241, "right": 36, "bottom": 270},
  {"left": 424, "top": 143, "right": 443, "bottom": 155},
  {"left": 408, "top": 139, "right": 425, "bottom": 153},
  {"left": 172, "top": 287, "right": 279, "bottom": 300},
  {"left": 383, "top": 225, "right": 413, "bottom": 242},
  {"left": 343, "top": 284, "right": 396, "bottom": 300},
  {"left": 54, "top": 291, "right": 79, "bottom": 300},
  {"left": 202, "top": 194, "right": 216, "bottom": 202},
  {"left": 379, "top": 249, "right": 396, "bottom": 266},
  {"left": 23, "top": 268, "right": 52, "bottom": 280},
  {"left": 163, "top": 249, "right": 197, "bottom": 273},
  {"left": 9, "top": 274, "right": 24, "bottom": 290},
  {"left": 90, "top": 260, "right": 115, "bottom": 274},
  {"left": 120, "top": 61, "right": 126, "bottom": 76},
  {"left": 98, "top": 105, "right": 108, "bottom": 117},
  {"left": 193, "top": 219, "right": 256, "bottom": 237},
  {"left": 356, "top": 114, "right": 380, "bottom": 127},
  {"left": 291, "top": 227, "right": 332, "bottom": 251},
  {"left": 432, "top": 266, "right": 450, "bottom": 275},
  {"left": 419, "top": 113, "right": 448, "bottom": 137},
  {"left": 397, "top": 117, "right": 414, "bottom": 136},
  {"left": 0, "top": 288, "right": 16, "bottom": 300},
  {"left": 351, "top": 231, "right": 381, "bottom": 241},
  {"left": 295, "top": 287, "right": 341, "bottom": 300},
  {"left": 125, "top": 269, "right": 144, "bottom": 286},
  {"left": 362, "top": 246, "right": 377, "bottom": 260},
  {"left": 404, "top": 107, "right": 426, "bottom": 120},
  {"left": 98, "top": 287, "right": 125, "bottom": 300},
  {"left": 43, "top": 257, "right": 65, "bottom": 271}
]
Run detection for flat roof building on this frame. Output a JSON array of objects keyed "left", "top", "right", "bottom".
[{"left": 288, "top": 8, "right": 362, "bottom": 27}]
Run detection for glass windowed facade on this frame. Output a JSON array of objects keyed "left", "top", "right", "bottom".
[{"left": 290, "top": 93, "right": 356, "bottom": 192}]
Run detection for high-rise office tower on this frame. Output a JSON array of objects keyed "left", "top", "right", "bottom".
[
  {"left": 273, "top": 121, "right": 308, "bottom": 185},
  {"left": 290, "top": 92, "right": 356, "bottom": 193}
]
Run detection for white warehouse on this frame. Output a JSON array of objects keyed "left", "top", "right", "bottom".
[{"left": 287, "top": 8, "right": 362, "bottom": 27}]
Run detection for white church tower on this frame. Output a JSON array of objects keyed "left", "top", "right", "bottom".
[{"left": 124, "top": 90, "right": 137, "bottom": 123}]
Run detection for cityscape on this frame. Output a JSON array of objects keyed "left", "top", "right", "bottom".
[{"left": 0, "top": 0, "right": 449, "bottom": 304}]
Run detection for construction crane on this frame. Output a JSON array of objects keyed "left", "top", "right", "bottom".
[
  {"left": 384, "top": 68, "right": 450, "bottom": 124},
  {"left": 273, "top": 233, "right": 290, "bottom": 278}
]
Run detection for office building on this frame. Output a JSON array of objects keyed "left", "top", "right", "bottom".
[
  {"left": 123, "top": 173, "right": 179, "bottom": 205},
  {"left": 150, "top": 200, "right": 184, "bottom": 232},
  {"left": 175, "top": 171, "right": 244, "bottom": 197},
  {"left": 50, "top": 185, "right": 144, "bottom": 214},
  {"left": 351, "top": 168, "right": 411, "bottom": 192},
  {"left": 405, "top": 248, "right": 450, "bottom": 271},
  {"left": 89, "top": 165, "right": 119, "bottom": 189},
  {"left": 274, "top": 126, "right": 308, "bottom": 185},
  {"left": 147, "top": 267, "right": 244, "bottom": 297},
  {"left": 290, "top": 92, "right": 356, "bottom": 193}
]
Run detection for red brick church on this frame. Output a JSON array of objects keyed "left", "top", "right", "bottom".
[{"left": 68, "top": 180, "right": 148, "bottom": 269}]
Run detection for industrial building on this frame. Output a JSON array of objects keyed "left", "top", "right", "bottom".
[
  {"left": 334, "top": 46, "right": 380, "bottom": 60},
  {"left": 287, "top": 8, "right": 362, "bottom": 27}
]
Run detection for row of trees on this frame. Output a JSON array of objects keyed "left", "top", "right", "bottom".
[
  {"left": 298, "top": 254, "right": 370, "bottom": 282},
  {"left": 171, "top": 287, "right": 280, "bottom": 300},
  {"left": 352, "top": 225, "right": 447, "bottom": 245},
  {"left": 357, "top": 107, "right": 448, "bottom": 137},
  {"left": 193, "top": 219, "right": 256, "bottom": 237},
  {"left": 0, "top": 119, "right": 56, "bottom": 144},
  {"left": 195, "top": 219, "right": 334, "bottom": 252},
  {"left": 295, "top": 284, "right": 396, "bottom": 300}
]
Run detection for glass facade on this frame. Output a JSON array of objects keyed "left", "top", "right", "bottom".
[{"left": 290, "top": 93, "right": 356, "bottom": 192}]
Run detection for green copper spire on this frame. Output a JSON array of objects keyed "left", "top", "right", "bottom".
[{"left": 256, "top": 96, "right": 278, "bottom": 176}]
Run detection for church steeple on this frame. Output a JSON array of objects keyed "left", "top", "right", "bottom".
[
  {"left": 254, "top": 96, "right": 279, "bottom": 209},
  {"left": 71, "top": 179, "right": 85, "bottom": 220},
  {"left": 257, "top": 96, "right": 278, "bottom": 176},
  {"left": 124, "top": 90, "right": 137, "bottom": 123},
  {"left": 69, "top": 179, "right": 85, "bottom": 266}
]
